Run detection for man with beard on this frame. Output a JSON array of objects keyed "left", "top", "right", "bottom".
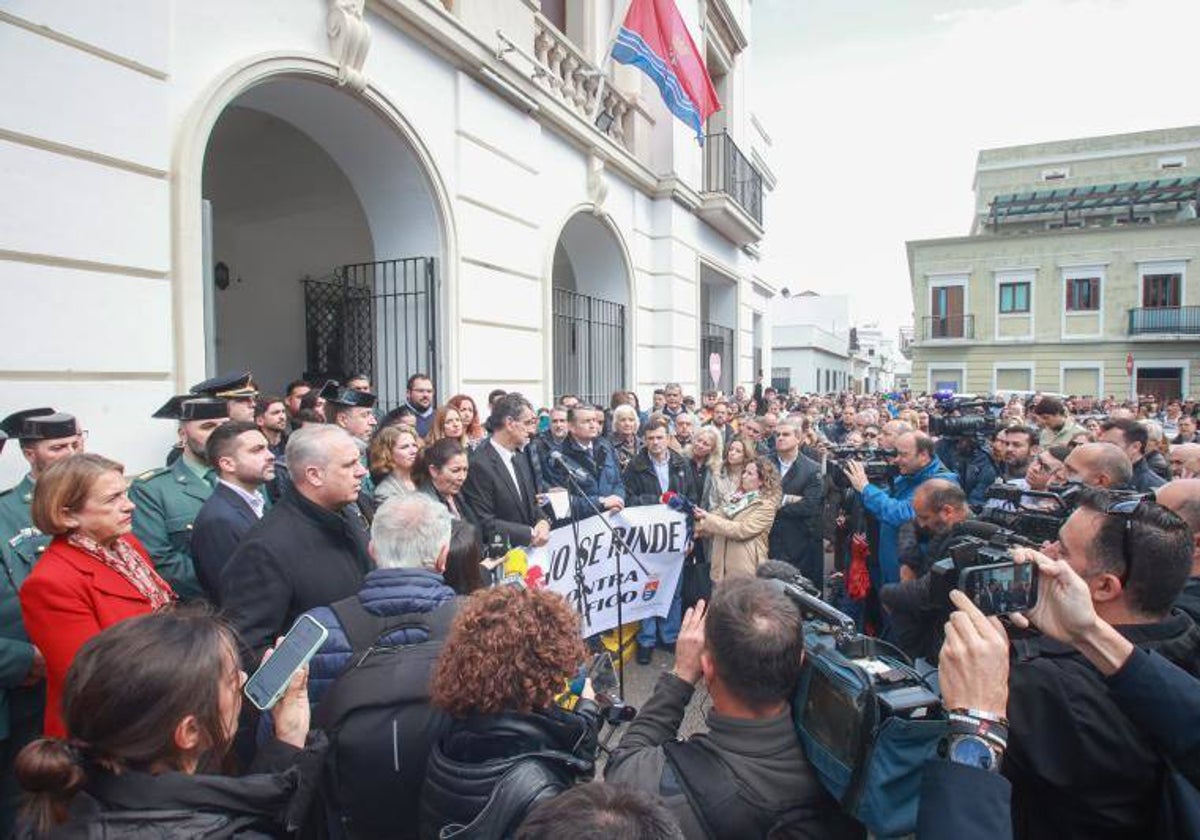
[
  {"left": 997, "top": 426, "right": 1037, "bottom": 484},
  {"left": 130, "top": 397, "right": 229, "bottom": 600},
  {"left": 254, "top": 395, "right": 289, "bottom": 460}
]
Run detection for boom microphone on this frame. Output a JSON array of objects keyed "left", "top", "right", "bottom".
[
  {"left": 955, "top": 519, "right": 1038, "bottom": 548},
  {"left": 756, "top": 559, "right": 820, "bottom": 596}
]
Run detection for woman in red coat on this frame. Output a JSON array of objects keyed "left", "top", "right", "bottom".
[{"left": 19, "top": 453, "right": 175, "bottom": 736}]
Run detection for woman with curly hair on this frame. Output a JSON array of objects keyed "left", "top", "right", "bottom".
[
  {"left": 369, "top": 425, "right": 422, "bottom": 504},
  {"left": 424, "top": 404, "right": 469, "bottom": 450},
  {"left": 694, "top": 456, "right": 781, "bottom": 583},
  {"left": 420, "top": 586, "right": 601, "bottom": 838},
  {"left": 447, "top": 394, "right": 487, "bottom": 450}
]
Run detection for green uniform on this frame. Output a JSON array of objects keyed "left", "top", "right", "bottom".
[
  {"left": 128, "top": 457, "right": 213, "bottom": 601},
  {"left": 0, "top": 481, "right": 47, "bottom": 836}
]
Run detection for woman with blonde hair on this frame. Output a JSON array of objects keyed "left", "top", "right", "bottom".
[
  {"left": 710, "top": 435, "right": 753, "bottom": 509},
  {"left": 688, "top": 426, "right": 724, "bottom": 509},
  {"left": 424, "top": 405, "right": 468, "bottom": 449},
  {"left": 369, "top": 425, "right": 422, "bottom": 504},
  {"left": 694, "top": 456, "right": 781, "bottom": 583}
]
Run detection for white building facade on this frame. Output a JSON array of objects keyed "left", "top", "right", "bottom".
[{"left": 0, "top": 0, "right": 776, "bottom": 482}]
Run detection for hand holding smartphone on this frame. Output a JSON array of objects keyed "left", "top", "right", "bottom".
[{"left": 244, "top": 615, "right": 328, "bottom": 711}]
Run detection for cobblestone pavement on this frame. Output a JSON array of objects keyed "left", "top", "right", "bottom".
[{"left": 596, "top": 648, "right": 711, "bottom": 774}]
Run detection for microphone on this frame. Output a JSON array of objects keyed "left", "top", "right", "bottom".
[
  {"left": 756, "top": 559, "right": 820, "bottom": 595},
  {"left": 661, "top": 490, "right": 696, "bottom": 517},
  {"left": 549, "top": 450, "right": 589, "bottom": 482}
]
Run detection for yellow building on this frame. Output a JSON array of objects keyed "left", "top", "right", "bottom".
[{"left": 908, "top": 126, "right": 1200, "bottom": 400}]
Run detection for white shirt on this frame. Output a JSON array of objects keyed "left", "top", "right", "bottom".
[
  {"left": 651, "top": 453, "right": 671, "bottom": 494},
  {"left": 219, "top": 479, "right": 266, "bottom": 519},
  {"left": 490, "top": 437, "right": 523, "bottom": 500}
]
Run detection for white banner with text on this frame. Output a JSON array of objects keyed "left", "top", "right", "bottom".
[{"left": 526, "top": 505, "right": 688, "bottom": 637}]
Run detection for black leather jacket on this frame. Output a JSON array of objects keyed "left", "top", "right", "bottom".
[{"left": 419, "top": 701, "right": 601, "bottom": 840}]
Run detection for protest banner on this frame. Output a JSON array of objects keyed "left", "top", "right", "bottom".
[{"left": 526, "top": 505, "right": 688, "bottom": 637}]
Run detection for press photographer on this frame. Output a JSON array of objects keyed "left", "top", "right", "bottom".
[
  {"left": 928, "top": 397, "right": 1003, "bottom": 510},
  {"left": 843, "top": 432, "right": 958, "bottom": 586},
  {"left": 1002, "top": 487, "right": 1199, "bottom": 838}
]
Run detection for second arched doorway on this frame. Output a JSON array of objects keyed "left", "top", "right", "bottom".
[{"left": 551, "top": 211, "right": 632, "bottom": 405}]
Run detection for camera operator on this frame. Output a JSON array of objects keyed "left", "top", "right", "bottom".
[
  {"left": 937, "top": 429, "right": 1000, "bottom": 511},
  {"left": 844, "top": 432, "right": 957, "bottom": 585},
  {"left": 604, "top": 582, "right": 861, "bottom": 839},
  {"left": 880, "top": 479, "right": 972, "bottom": 662},
  {"left": 1099, "top": 417, "right": 1167, "bottom": 492},
  {"left": 1002, "top": 488, "right": 1199, "bottom": 838},
  {"left": 920, "top": 552, "right": 1200, "bottom": 840}
]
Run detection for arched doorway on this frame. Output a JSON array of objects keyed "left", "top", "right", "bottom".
[
  {"left": 199, "top": 75, "right": 445, "bottom": 409},
  {"left": 551, "top": 212, "right": 632, "bottom": 405}
]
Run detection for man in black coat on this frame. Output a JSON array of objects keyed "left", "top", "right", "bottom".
[
  {"left": 219, "top": 425, "right": 372, "bottom": 666},
  {"left": 767, "top": 420, "right": 825, "bottom": 589},
  {"left": 623, "top": 418, "right": 699, "bottom": 664},
  {"left": 1004, "top": 491, "right": 1200, "bottom": 839},
  {"left": 460, "top": 393, "right": 550, "bottom": 550},
  {"left": 191, "top": 421, "right": 276, "bottom": 602}
]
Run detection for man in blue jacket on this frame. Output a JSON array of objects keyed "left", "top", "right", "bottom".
[
  {"left": 545, "top": 406, "right": 625, "bottom": 522},
  {"left": 843, "top": 431, "right": 957, "bottom": 585}
]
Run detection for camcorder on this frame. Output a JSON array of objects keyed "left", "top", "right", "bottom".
[
  {"left": 827, "top": 444, "right": 898, "bottom": 490},
  {"left": 978, "top": 483, "right": 1082, "bottom": 544},
  {"left": 928, "top": 521, "right": 1038, "bottom": 610},
  {"left": 764, "top": 566, "right": 945, "bottom": 835},
  {"left": 927, "top": 397, "right": 1004, "bottom": 439}
]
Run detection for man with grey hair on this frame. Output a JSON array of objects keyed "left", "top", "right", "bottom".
[
  {"left": 301, "top": 492, "right": 458, "bottom": 705},
  {"left": 220, "top": 424, "right": 373, "bottom": 665},
  {"left": 295, "top": 491, "right": 458, "bottom": 834}
]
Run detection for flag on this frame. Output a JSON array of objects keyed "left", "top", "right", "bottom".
[{"left": 611, "top": 0, "right": 721, "bottom": 141}]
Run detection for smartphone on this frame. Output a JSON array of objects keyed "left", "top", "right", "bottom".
[
  {"left": 957, "top": 561, "right": 1039, "bottom": 617},
  {"left": 244, "top": 615, "right": 328, "bottom": 711},
  {"left": 586, "top": 651, "right": 619, "bottom": 696}
]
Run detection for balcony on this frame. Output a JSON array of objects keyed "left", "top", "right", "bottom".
[
  {"left": 531, "top": 14, "right": 633, "bottom": 149},
  {"left": 1128, "top": 306, "right": 1200, "bottom": 336},
  {"left": 921, "top": 315, "right": 975, "bottom": 341},
  {"left": 697, "top": 131, "right": 764, "bottom": 246}
]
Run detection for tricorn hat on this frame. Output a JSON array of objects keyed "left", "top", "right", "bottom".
[
  {"left": 319, "top": 380, "right": 377, "bottom": 409},
  {"left": 153, "top": 396, "right": 229, "bottom": 421},
  {"left": 0, "top": 408, "right": 79, "bottom": 441},
  {"left": 190, "top": 371, "right": 258, "bottom": 400}
]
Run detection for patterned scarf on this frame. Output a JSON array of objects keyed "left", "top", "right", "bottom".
[{"left": 66, "top": 533, "right": 176, "bottom": 611}]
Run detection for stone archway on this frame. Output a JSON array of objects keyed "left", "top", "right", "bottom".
[{"left": 550, "top": 211, "right": 633, "bottom": 404}]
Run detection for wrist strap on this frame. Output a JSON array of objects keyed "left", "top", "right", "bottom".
[
  {"left": 948, "top": 707, "right": 1008, "bottom": 726},
  {"left": 947, "top": 713, "right": 1008, "bottom": 750}
]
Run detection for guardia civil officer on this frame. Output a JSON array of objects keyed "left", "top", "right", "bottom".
[
  {"left": 129, "top": 397, "right": 228, "bottom": 600},
  {"left": 165, "top": 371, "right": 259, "bottom": 465},
  {"left": 0, "top": 411, "right": 82, "bottom": 835},
  {"left": 321, "top": 380, "right": 379, "bottom": 501},
  {"left": 0, "top": 409, "right": 86, "bottom": 567}
]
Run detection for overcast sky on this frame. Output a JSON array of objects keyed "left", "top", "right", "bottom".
[{"left": 752, "top": 0, "right": 1200, "bottom": 339}]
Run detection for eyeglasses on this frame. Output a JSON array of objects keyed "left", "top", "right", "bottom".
[{"left": 1104, "top": 498, "right": 1145, "bottom": 585}]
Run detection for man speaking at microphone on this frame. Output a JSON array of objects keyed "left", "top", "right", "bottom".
[
  {"left": 460, "top": 393, "right": 550, "bottom": 549},
  {"left": 623, "top": 418, "right": 700, "bottom": 665},
  {"left": 546, "top": 406, "right": 625, "bottom": 522}
]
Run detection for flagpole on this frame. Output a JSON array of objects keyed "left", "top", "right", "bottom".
[{"left": 588, "top": 0, "right": 635, "bottom": 123}]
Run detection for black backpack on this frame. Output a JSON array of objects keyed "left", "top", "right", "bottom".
[{"left": 314, "top": 596, "right": 457, "bottom": 840}]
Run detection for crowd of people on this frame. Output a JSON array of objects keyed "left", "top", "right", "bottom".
[{"left": 0, "top": 370, "right": 1196, "bottom": 837}]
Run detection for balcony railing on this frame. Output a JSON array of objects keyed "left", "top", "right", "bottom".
[
  {"left": 1128, "top": 306, "right": 1200, "bottom": 336},
  {"left": 532, "top": 15, "right": 632, "bottom": 148},
  {"left": 703, "top": 131, "right": 763, "bottom": 225},
  {"left": 922, "top": 315, "right": 975, "bottom": 340}
]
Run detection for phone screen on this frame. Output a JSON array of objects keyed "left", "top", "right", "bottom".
[
  {"left": 244, "top": 615, "right": 328, "bottom": 710},
  {"left": 957, "top": 561, "right": 1038, "bottom": 616}
]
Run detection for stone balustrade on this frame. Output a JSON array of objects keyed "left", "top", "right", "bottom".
[{"left": 532, "top": 14, "right": 631, "bottom": 148}]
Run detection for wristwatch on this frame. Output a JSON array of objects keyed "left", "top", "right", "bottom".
[{"left": 940, "top": 733, "right": 1003, "bottom": 772}]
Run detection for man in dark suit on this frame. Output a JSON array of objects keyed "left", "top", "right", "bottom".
[
  {"left": 219, "top": 425, "right": 371, "bottom": 666},
  {"left": 768, "top": 420, "right": 826, "bottom": 589},
  {"left": 460, "top": 393, "right": 550, "bottom": 549},
  {"left": 191, "top": 421, "right": 275, "bottom": 602}
]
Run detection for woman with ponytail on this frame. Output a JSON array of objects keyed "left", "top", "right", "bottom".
[{"left": 15, "top": 609, "right": 323, "bottom": 837}]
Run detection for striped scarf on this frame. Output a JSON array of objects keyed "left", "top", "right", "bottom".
[{"left": 66, "top": 533, "right": 176, "bottom": 611}]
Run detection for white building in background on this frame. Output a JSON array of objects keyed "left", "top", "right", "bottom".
[
  {"left": 0, "top": 0, "right": 777, "bottom": 483},
  {"left": 769, "top": 291, "right": 853, "bottom": 393}
]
